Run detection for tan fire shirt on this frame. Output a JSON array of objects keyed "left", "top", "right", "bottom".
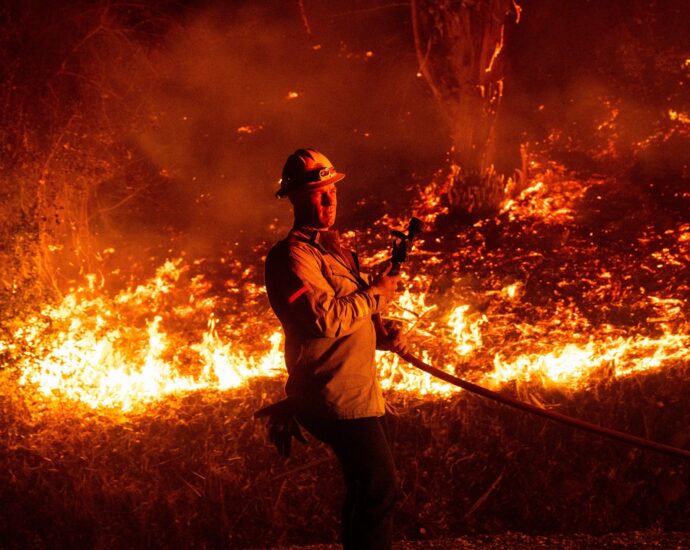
[{"left": 265, "top": 227, "right": 387, "bottom": 419}]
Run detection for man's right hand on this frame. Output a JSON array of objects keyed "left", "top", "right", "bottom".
[{"left": 369, "top": 263, "right": 401, "bottom": 301}]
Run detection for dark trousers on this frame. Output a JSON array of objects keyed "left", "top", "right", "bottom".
[{"left": 297, "top": 412, "right": 398, "bottom": 550}]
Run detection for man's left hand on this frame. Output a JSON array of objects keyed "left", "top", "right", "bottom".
[
  {"left": 254, "top": 399, "right": 308, "bottom": 458},
  {"left": 377, "top": 324, "right": 409, "bottom": 355}
]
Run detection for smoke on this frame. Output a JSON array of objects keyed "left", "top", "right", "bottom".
[
  {"left": 8, "top": 0, "right": 687, "bottom": 282},
  {"left": 499, "top": 0, "right": 690, "bottom": 174},
  {"left": 89, "top": 1, "right": 447, "bottom": 259}
]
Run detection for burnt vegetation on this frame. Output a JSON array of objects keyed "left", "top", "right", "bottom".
[{"left": 1, "top": 0, "right": 690, "bottom": 548}]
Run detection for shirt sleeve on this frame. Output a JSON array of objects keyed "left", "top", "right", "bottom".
[{"left": 266, "top": 242, "right": 384, "bottom": 339}]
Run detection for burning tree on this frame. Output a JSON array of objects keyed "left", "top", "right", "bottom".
[{"left": 411, "top": 0, "right": 522, "bottom": 217}]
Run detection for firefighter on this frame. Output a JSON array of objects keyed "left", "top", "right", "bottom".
[{"left": 264, "top": 148, "right": 406, "bottom": 550}]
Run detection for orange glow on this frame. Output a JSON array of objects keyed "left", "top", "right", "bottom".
[
  {"left": 669, "top": 109, "right": 690, "bottom": 124},
  {"left": 11, "top": 261, "right": 284, "bottom": 411},
  {"left": 485, "top": 25, "right": 505, "bottom": 74},
  {"left": 513, "top": 0, "right": 523, "bottom": 24},
  {"left": 237, "top": 124, "right": 264, "bottom": 134},
  {"left": 7, "top": 159, "right": 690, "bottom": 413}
]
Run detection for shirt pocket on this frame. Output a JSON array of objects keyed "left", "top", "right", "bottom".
[{"left": 324, "top": 258, "right": 361, "bottom": 295}]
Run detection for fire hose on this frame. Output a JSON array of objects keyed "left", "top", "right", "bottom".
[
  {"left": 396, "top": 349, "right": 690, "bottom": 462},
  {"left": 257, "top": 219, "right": 690, "bottom": 461},
  {"left": 386, "top": 217, "right": 690, "bottom": 462}
]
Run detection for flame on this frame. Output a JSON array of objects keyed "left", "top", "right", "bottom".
[
  {"left": 12, "top": 261, "right": 284, "bottom": 411},
  {"left": 194, "top": 316, "right": 284, "bottom": 390},
  {"left": 485, "top": 25, "right": 505, "bottom": 74},
  {"left": 237, "top": 124, "right": 264, "bottom": 135},
  {"left": 448, "top": 305, "right": 486, "bottom": 356},
  {"left": 669, "top": 109, "right": 690, "bottom": 125},
  {"left": 499, "top": 175, "right": 590, "bottom": 221},
  {"left": 7, "top": 158, "right": 690, "bottom": 413},
  {"left": 488, "top": 331, "right": 689, "bottom": 387},
  {"left": 513, "top": 0, "right": 523, "bottom": 24}
]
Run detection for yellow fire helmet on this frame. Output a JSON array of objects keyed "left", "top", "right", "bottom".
[{"left": 276, "top": 148, "right": 346, "bottom": 198}]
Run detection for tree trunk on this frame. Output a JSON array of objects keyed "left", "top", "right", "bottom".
[{"left": 412, "top": 0, "right": 521, "bottom": 215}]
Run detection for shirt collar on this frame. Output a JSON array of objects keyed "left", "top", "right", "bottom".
[{"left": 290, "top": 226, "right": 339, "bottom": 252}]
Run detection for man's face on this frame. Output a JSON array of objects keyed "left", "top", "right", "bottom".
[{"left": 293, "top": 183, "right": 337, "bottom": 229}]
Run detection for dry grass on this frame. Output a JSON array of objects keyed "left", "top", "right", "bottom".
[{"left": 2, "top": 361, "right": 689, "bottom": 548}]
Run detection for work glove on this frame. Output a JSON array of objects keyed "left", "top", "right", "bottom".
[
  {"left": 254, "top": 398, "right": 307, "bottom": 458},
  {"left": 370, "top": 262, "right": 402, "bottom": 302},
  {"left": 376, "top": 319, "right": 410, "bottom": 355}
]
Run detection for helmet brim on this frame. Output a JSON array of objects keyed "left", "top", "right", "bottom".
[{"left": 276, "top": 172, "right": 346, "bottom": 198}]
